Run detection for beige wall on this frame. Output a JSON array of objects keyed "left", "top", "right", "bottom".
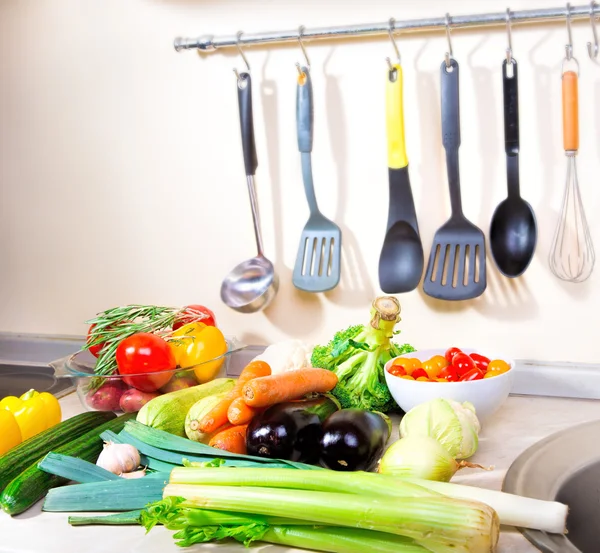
[{"left": 0, "top": 0, "right": 598, "bottom": 363}]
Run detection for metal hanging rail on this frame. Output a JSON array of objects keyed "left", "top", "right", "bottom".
[{"left": 174, "top": 2, "right": 599, "bottom": 53}]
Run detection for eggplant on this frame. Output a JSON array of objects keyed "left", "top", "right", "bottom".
[
  {"left": 246, "top": 395, "right": 339, "bottom": 463},
  {"left": 319, "top": 409, "right": 391, "bottom": 472}
]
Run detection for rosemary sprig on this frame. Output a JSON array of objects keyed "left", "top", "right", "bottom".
[{"left": 83, "top": 305, "right": 185, "bottom": 376}]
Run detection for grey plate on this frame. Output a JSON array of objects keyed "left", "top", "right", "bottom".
[{"left": 503, "top": 418, "right": 600, "bottom": 552}]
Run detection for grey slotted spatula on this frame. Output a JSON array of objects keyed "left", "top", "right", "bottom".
[
  {"left": 423, "top": 59, "right": 486, "bottom": 300},
  {"left": 292, "top": 66, "right": 342, "bottom": 292}
]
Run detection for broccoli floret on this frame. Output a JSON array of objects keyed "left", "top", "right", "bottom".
[{"left": 311, "top": 297, "right": 416, "bottom": 413}]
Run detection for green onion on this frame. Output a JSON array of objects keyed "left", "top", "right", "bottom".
[
  {"left": 43, "top": 475, "right": 166, "bottom": 512},
  {"left": 68, "top": 510, "right": 143, "bottom": 526},
  {"left": 38, "top": 453, "right": 120, "bottom": 483},
  {"left": 123, "top": 421, "right": 322, "bottom": 470},
  {"left": 164, "top": 484, "right": 499, "bottom": 553}
]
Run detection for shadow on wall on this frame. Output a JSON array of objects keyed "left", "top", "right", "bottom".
[
  {"left": 258, "top": 51, "right": 326, "bottom": 338},
  {"left": 321, "top": 47, "right": 376, "bottom": 308}
]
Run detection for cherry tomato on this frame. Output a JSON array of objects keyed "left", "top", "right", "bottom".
[
  {"left": 436, "top": 378, "right": 449, "bottom": 382},
  {"left": 484, "top": 371, "right": 498, "bottom": 379},
  {"left": 430, "top": 355, "right": 449, "bottom": 370},
  {"left": 460, "top": 368, "right": 484, "bottom": 381},
  {"left": 445, "top": 347, "right": 462, "bottom": 365},
  {"left": 487, "top": 359, "right": 510, "bottom": 375},
  {"left": 416, "top": 377, "right": 430, "bottom": 381},
  {"left": 388, "top": 365, "right": 407, "bottom": 377},
  {"left": 116, "top": 332, "right": 176, "bottom": 392},
  {"left": 452, "top": 353, "right": 475, "bottom": 377},
  {"left": 422, "top": 359, "right": 441, "bottom": 379},
  {"left": 173, "top": 305, "right": 217, "bottom": 330},
  {"left": 411, "top": 368, "right": 428, "bottom": 380},
  {"left": 393, "top": 358, "right": 420, "bottom": 375},
  {"left": 438, "top": 365, "right": 459, "bottom": 382},
  {"left": 401, "top": 375, "right": 415, "bottom": 380},
  {"left": 470, "top": 353, "right": 491, "bottom": 372}
]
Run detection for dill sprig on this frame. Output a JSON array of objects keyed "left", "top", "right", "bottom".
[{"left": 84, "top": 305, "right": 185, "bottom": 376}]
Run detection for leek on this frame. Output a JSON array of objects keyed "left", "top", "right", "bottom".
[
  {"left": 103, "top": 430, "right": 301, "bottom": 470},
  {"left": 165, "top": 484, "right": 499, "bottom": 553},
  {"left": 38, "top": 453, "right": 120, "bottom": 483},
  {"left": 123, "top": 420, "right": 322, "bottom": 470},
  {"left": 69, "top": 510, "right": 143, "bottom": 526},
  {"left": 43, "top": 475, "right": 166, "bottom": 512},
  {"left": 168, "top": 466, "right": 567, "bottom": 535}
]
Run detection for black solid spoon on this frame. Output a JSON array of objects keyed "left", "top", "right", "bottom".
[{"left": 490, "top": 59, "right": 537, "bottom": 278}]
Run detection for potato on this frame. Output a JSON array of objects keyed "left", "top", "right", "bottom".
[
  {"left": 160, "top": 372, "right": 198, "bottom": 393},
  {"left": 86, "top": 379, "right": 127, "bottom": 411},
  {"left": 119, "top": 388, "right": 161, "bottom": 413}
]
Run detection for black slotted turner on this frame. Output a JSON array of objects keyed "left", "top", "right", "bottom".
[{"left": 423, "top": 59, "right": 486, "bottom": 300}]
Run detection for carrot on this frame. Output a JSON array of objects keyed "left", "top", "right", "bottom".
[
  {"left": 227, "top": 396, "right": 264, "bottom": 425},
  {"left": 198, "top": 360, "right": 271, "bottom": 434},
  {"left": 242, "top": 368, "right": 338, "bottom": 408},
  {"left": 208, "top": 424, "right": 248, "bottom": 455}
]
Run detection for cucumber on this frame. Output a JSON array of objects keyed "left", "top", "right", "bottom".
[
  {"left": 136, "top": 377, "right": 235, "bottom": 436},
  {"left": 0, "top": 410, "right": 116, "bottom": 495},
  {"left": 1, "top": 412, "right": 136, "bottom": 515}
]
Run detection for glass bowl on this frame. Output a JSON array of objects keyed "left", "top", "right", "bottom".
[{"left": 57, "top": 336, "right": 246, "bottom": 413}]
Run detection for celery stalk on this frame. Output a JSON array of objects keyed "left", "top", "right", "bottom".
[
  {"left": 167, "top": 467, "right": 566, "bottom": 535},
  {"left": 169, "top": 467, "right": 440, "bottom": 498},
  {"left": 260, "top": 526, "right": 430, "bottom": 553},
  {"left": 165, "top": 484, "right": 499, "bottom": 553}
]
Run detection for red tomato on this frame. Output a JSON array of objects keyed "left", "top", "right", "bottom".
[
  {"left": 444, "top": 347, "right": 462, "bottom": 365},
  {"left": 411, "top": 368, "right": 428, "bottom": 380},
  {"left": 452, "top": 353, "right": 475, "bottom": 377},
  {"left": 388, "top": 365, "right": 407, "bottom": 377},
  {"left": 470, "top": 353, "right": 491, "bottom": 372},
  {"left": 116, "top": 333, "right": 176, "bottom": 392},
  {"left": 173, "top": 305, "right": 217, "bottom": 330},
  {"left": 87, "top": 324, "right": 104, "bottom": 358},
  {"left": 438, "top": 365, "right": 459, "bottom": 382},
  {"left": 460, "top": 368, "right": 484, "bottom": 381}
]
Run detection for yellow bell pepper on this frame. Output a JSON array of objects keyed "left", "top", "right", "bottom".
[
  {"left": 0, "top": 410, "right": 22, "bottom": 455},
  {"left": 168, "top": 323, "right": 228, "bottom": 383},
  {"left": 0, "top": 389, "right": 62, "bottom": 441}
]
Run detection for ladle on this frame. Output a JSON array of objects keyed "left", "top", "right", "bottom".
[{"left": 220, "top": 68, "right": 278, "bottom": 313}]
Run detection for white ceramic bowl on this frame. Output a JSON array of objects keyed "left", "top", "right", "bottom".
[{"left": 384, "top": 348, "right": 515, "bottom": 421}]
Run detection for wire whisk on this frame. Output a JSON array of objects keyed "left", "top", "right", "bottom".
[{"left": 549, "top": 154, "right": 595, "bottom": 282}]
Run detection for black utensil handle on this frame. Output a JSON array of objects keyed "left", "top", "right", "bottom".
[
  {"left": 441, "top": 59, "right": 460, "bottom": 151},
  {"left": 440, "top": 59, "right": 462, "bottom": 215},
  {"left": 296, "top": 66, "right": 314, "bottom": 153},
  {"left": 237, "top": 72, "right": 258, "bottom": 177},
  {"left": 503, "top": 59, "right": 519, "bottom": 156}
]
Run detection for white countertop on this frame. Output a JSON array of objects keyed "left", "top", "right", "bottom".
[{"left": 2, "top": 391, "right": 600, "bottom": 553}]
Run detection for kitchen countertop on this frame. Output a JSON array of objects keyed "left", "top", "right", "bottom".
[{"left": 2, "top": 391, "right": 600, "bottom": 553}]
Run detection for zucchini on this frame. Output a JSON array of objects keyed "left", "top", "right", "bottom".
[
  {"left": 0, "top": 410, "right": 116, "bottom": 494},
  {"left": 136, "top": 377, "right": 235, "bottom": 436},
  {"left": 1, "top": 412, "right": 136, "bottom": 515}
]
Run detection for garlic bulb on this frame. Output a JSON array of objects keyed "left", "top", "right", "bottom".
[{"left": 96, "top": 441, "right": 140, "bottom": 475}]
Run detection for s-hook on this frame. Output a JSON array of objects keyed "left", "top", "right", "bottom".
[
  {"left": 386, "top": 17, "right": 401, "bottom": 71},
  {"left": 233, "top": 31, "right": 251, "bottom": 85},
  {"left": 506, "top": 8, "right": 514, "bottom": 63},
  {"left": 562, "top": 3, "right": 580, "bottom": 75},
  {"left": 587, "top": 1, "right": 599, "bottom": 59},
  {"left": 444, "top": 13, "right": 454, "bottom": 68},
  {"left": 296, "top": 25, "right": 311, "bottom": 79}
]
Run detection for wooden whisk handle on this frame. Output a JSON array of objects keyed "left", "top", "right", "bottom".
[{"left": 562, "top": 71, "right": 579, "bottom": 152}]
